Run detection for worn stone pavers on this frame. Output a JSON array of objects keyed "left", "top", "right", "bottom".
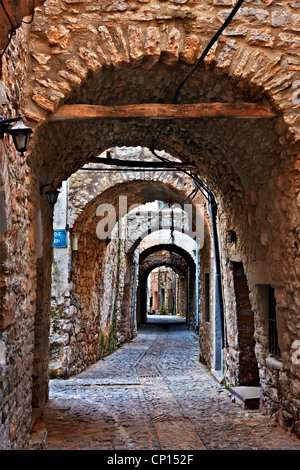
[
  {"left": 43, "top": 323, "right": 300, "bottom": 450},
  {"left": 156, "top": 327, "right": 300, "bottom": 450}
]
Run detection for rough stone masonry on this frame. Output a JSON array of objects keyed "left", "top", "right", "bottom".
[{"left": 0, "top": 0, "right": 300, "bottom": 450}]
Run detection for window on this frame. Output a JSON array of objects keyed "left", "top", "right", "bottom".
[
  {"left": 268, "top": 286, "right": 281, "bottom": 358},
  {"left": 204, "top": 271, "right": 210, "bottom": 322}
]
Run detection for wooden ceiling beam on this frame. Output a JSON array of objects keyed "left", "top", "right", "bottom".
[
  {"left": 51, "top": 102, "right": 276, "bottom": 121},
  {"left": 88, "top": 156, "right": 197, "bottom": 169}
]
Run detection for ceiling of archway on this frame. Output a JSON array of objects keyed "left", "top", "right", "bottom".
[
  {"left": 141, "top": 261, "right": 187, "bottom": 279},
  {"left": 30, "top": 43, "right": 298, "bottom": 207},
  {"left": 72, "top": 178, "right": 207, "bottom": 235},
  {"left": 139, "top": 244, "right": 195, "bottom": 271},
  {"left": 65, "top": 62, "right": 254, "bottom": 106},
  {"left": 140, "top": 257, "right": 189, "bottom": 279},
  {"left": 34, "top": 110, "right": 282, "bottom": 200},
  {"left": 27, "top": 0, "right": 300, "bottom": 208}
]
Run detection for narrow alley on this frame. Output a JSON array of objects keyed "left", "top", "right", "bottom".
[
  {"left": 41, "top": 321, "right": 300, "bottom": 451},
  {"left": 2, "top": 0, "right": 300, "bottom": 452}
]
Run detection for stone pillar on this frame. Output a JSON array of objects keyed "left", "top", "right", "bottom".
[
  {"left": 52, "top": 180, "right": 71, "bottom": 307},
  {"left": 49, "top": 181, "right": 72, "bottom": 376}
]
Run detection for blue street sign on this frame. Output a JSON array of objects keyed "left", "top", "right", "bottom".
[{"left": 53, "top": 229, "right": 67, "bottom": 248}]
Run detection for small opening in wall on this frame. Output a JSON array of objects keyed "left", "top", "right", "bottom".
[
  {"left": 226, "top": 230, "right": 236, "bottom": 244},
  {"left": 204, "top": 270, "right": 210, "bottom": 323},
  {"left": 268, "top": 286, "right": 281, "bottom": 359}
]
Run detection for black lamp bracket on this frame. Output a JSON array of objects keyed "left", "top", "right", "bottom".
[
  {"left": 40, "top": 183, "right": 55, "bottom": 195},
  {"left": 0, "top": 114, "right": 21, "bottom": 139}
]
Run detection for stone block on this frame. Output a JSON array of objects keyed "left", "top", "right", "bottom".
[
  {"left": 29, "top": 421, "right": 48, "bottom": 450},
  {"left": 295, "top": 421, "right": 300, "bottom": 439},
  {"left": 213, "top": 0, "right": 234, "bottom": 5},
  {"left": 230, "top": 386, "right": 261, "bottom": 409},
  {"left": 247, "top": 28, "right": 275, "bottom": 48}
]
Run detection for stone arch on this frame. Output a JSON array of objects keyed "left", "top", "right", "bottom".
[
  {"left": 139, "top": 243, "right": 196, "bottom": 271},
  {"left": 66, "top": 147, "right": 204, "bottom": 227},
  {"left": 24, "top": 2, "right": 300, "bottom": 308},
  {"left": 141, "top": 260, "right": 188, "bottom": 279},
  {"left": 140, "top": 261, "right": 189, "bottom": 322},
  {"left": 25, "top": 1, "right": 300, "bottom": 143},
  {"left": 23, "top": 1, "right": 300, "bottom": 433},
  {"left": 126, "top": 224, "right": 204, "bottom": 254},
  {"left": 28, "top": 59, "right": 294, "bottom": 197},
  {"left": 25, "top": 1, "right": 300, "bottom": 212},
  {"left": 50, "top": 170, "right": 209, "bottom": 375},
  {"left": 28, "top": 42, "right": 299, "bottom": 328},
  {"left": 70, "top": 176, "right": 209, "bottom": 238},
  {"left": 137, "top": 241, "right": 197, "bottom": 325}
]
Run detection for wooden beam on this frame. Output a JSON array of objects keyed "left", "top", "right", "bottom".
[
  {"left": 51, "top": 102, "right": 276, "bottom": 121},
  {"left": 88, "top": 156, "right": 197, "bottom": 169}
]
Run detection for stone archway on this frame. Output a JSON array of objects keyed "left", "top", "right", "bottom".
[
  {"left": 137, "top": 243, "right": 196, "bottom": 326},
  {"left": 50, "top": 169, "right": 210, "bottom": 377},
  {"left": 30, "top": 42, "right": 300, "bottom": 425},
  {"left": 25, "top": 0, "right": 300, "bottom": 145},
  {"left": 143, "top": 264, "right": 188, "bottom": 321},
  {"left": 27, "top": 33, "right": 300, "bottom": 398},
  {"left": 1, "top": 0, "right": 300, "bottom": 448},
  {"left": 125, "top": 203, "right": 206, "bottom": 255}
]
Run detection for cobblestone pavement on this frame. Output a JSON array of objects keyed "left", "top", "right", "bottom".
[{"left": 42, "top": 323, "right": 300, "bottom": 450}]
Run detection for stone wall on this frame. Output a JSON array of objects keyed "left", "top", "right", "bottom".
[
  {"left": 0, "top": 28, "right": 36, "bottom": 449},
  {"left": 1, "top": 0, "right": 300, "bottom": 449},
  {"left": 50, "top": 159, "right": 207, "bottom": 375},
  {"left": 0, "top": 0, "right": 45, "bottom": 52},
  {"left": 198, "top": 201, "right": 214, "bottom": 368},
  {"left": 176, "top": 276, "right": 187, "bottom": 319},
  {"left": 218, "top": 176, "right": 300, "bottom": 434},
  {"left": 50, "top": 222, "right": 127, "bottom": 376}
]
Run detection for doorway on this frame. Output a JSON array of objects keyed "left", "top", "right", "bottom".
[{"left": 232, "top": 262, "right": 259, "bottom": 386}]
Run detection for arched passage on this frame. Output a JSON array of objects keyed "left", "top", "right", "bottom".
[
  {"left": 50, "top": 168, "right": 209, "bottom": 377},
  {"left": 2, "top": 0, "right": 299, "bottom": 447},
  {"left": 34, "top": 55, "right": 299, "bottom": 425},
  {"left": 143, "top": 264, "right": 188, "bottom": 322},
  {"left": 137, "top": 242, "right": 196, "bottom": 326},
  {"left": 29, "top": 48, "right": 299, "bottom": 397},
  {"left": 1, "top": 0, "right": 300, "bottom": 449}
]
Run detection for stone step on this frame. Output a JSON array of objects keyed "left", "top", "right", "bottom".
[
  {"left": 230, "top": 386, "right": 261, "bottom": 410},
  {"left": 29, "top": 420, "right": 48, "bottom": 450}
]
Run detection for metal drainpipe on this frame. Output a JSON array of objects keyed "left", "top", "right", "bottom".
[
  {"left": 131, "top": 257, "right": 138, "bottom": 338},
  {"left": 173, "top": 270, "right": 176, "bottom": 316},
  {"left": 185, "top": 274, "right": 188, "bottom": 325},
  {"left": 195, "top": 243, "right": 199, "bottom": 333},
  {"left": 157, "top": 267, "right": 160, "bottom": 311},
  {"left": 208, "top": 193, "right": 225, "bottom": 349}
]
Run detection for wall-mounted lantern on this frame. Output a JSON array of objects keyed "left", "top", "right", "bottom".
[
  {"left": 0, "top": 114, "right": 32, "bottom": 156},
  {"left": 40, "top": 183, "right": 60, "bottom": 205}
]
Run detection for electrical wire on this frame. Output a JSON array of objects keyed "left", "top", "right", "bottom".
[
  {"left": 149, "top": 0, "right": 246, "bottom": 202},
  {"left": 0, "top": 0, "right": 36, "bottom": 65},
  {"left": 22, "top": 0, "right": 36, "bottom": 24},
  {"left": 151, "top": 0, "right": 246, "bottom": 157},
  {"left": 182, "top": 187, "right": 198, "bottom": 203},
  {"left": 0, "top": 0, "right": 15, "bottom": 64},
  {"left": 145, "top": 2, "right": 246, "bottom": 343}
]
